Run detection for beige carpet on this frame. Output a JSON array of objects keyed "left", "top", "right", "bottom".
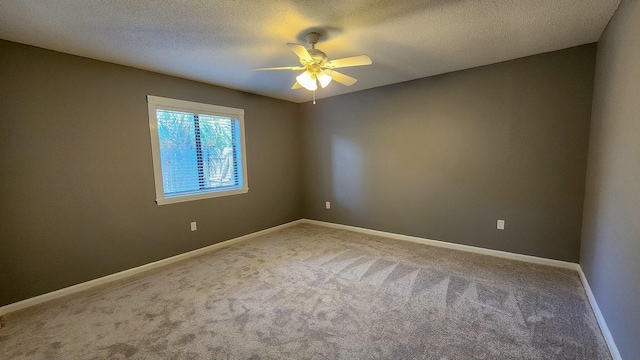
[{"left": 0, "top": 224, "right": 610, "bottom": 359}]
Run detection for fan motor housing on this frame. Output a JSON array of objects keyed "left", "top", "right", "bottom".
[{"left": 308, "top": 48, "right": 328, "bottom": 65}]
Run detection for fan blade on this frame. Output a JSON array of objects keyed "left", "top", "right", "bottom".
[
  {"left": 291, "top": 82, "right": 302, "bottom": 90},
  {"left": 287, "top": 43, "right": 313, "bottom": 64},
  {"left": 254, "top": 66, "right": 305, "bottom": 71},
  {"left": 325, "top": 70, "right": 357, "bottom": 86},
  {"left": 326, "top": 55, "right": 372, "bottom": 69}
]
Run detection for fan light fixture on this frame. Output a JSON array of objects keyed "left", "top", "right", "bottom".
[
  {"left": 296, "top": 71, "right": 317, "bottom": 91},
  {"left": 296, "top": 71, "right": 332, "bottom": 91}
]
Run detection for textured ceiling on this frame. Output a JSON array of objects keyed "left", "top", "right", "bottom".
[{"left": 0, "top": 0, "right": 621, "bottom": 103}]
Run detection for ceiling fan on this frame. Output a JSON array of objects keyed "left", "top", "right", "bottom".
[{"left": 254, "top": 32, "right": 372, "bottom": 97}]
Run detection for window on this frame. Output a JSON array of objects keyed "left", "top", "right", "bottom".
[{"left": 147, "top": 95, "right": 248, "bottom": 205}]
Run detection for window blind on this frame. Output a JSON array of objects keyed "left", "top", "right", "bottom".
[{"left": 156, "top": 109, "right": 244, "bottom": 198}]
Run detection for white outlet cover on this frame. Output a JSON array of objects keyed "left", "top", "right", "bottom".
[
  {"left": 497, "top": 220, "right": 505, "bottom": 230},
  {"left": 190, "top": 222, "right": 197, "bottom": 231},
  {"left": 325, "top": 201, "right": 331, "bottom": 209}
]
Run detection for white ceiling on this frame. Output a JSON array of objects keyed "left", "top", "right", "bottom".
[{"left": 0, "top": 0, "right": 621, "bottom": 103}]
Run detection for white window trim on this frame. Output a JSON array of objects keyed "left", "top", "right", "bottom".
[{"left": 147, "top": 95, "right": 248, "bottom": 205}]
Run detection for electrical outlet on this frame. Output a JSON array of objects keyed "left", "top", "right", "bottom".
[
  {"left": 325, "top": 201, "right": 331, "bottom": 209},
  {"left": 190, "top": 222, "right": 197, "bottom": 231},
  {"left": 497, "top": 220, "right": 505, "bottom": 230}
]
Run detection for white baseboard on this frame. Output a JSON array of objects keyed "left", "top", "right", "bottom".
[
  {"left": 0, "top": 219, "right": 303, "bottom": 316},
  {"left": 302, "top": 219, "right": 579, "bottom": 270},
  {"left": 577, "top": 267, "right": 623, "bottom": 360}
]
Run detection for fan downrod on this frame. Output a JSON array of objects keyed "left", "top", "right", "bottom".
[
  {"left": 305, "top": 32, "right": 327, "bottom": 64},
  {"left": 305, "top": 32, "right": 321, "bottom": 48}
]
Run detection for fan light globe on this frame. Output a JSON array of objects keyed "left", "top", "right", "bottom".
[
  {"left": 296, "top": 71, "right": 317, "bottom": 91},
  {"left": 318, "top": 73, "right": 332, "bottom": 88}
]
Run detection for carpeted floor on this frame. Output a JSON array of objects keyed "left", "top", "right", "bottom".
[{"left": 0, "top": 224, "right": 611, "bottom": 359}]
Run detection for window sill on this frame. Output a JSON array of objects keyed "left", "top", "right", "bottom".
[{"left": 156, "top": 188, "right": 249, "bottom": 205}]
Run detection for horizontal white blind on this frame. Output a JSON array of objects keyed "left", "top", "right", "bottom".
[{"left": 156, "top": 109, "right": 243, "bottom": 198}]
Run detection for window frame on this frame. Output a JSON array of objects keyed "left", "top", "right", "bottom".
[{"left": 147, "top": 95, "right": 248, "bottom": 205}]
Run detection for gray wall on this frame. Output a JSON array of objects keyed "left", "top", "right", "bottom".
[
  {"left": 580, "top": 0, "right": 640, "bottom": 358},
  {"left": 302, "top": 45, "right": 596, "bottom": 262},
  {"left": 0, "top": 40, "right": 302, "bottom": 306}
]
